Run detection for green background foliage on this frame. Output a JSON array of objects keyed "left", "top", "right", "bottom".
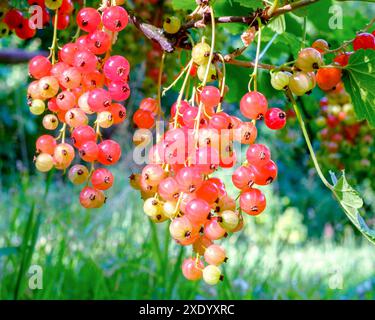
[{"left": 0, "top": 0, "right": 374, "bottom": 300}]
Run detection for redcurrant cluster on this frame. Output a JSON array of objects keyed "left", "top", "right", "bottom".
[
  {"left": 0, "top": 0, "right": 74, "bottom": 40},
  {"left": 316, "top": 89, "right": 374, "bottom": 177},
  {"left": 271, "top": 31, "right": 375, "bottom": 96},
  {"left": 29, "top": 4, "right": 130, "bottom": 208},
  {"left": 130, "top": 38, "right": 286, "bottom": 285}
]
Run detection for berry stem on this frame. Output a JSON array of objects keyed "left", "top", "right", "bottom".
[
  {"left": 327, "top": 17, "right": 375, "bottom": 54},
  {"left": 248, "top": 18, "right": 262, "bottom": 92},
  {"left": 157, "top": 52, "right": 166, "bottom": 120},
  {"left": 216, "top": 53, "right": 226, "bottom": 113},
  {"left": 49, "top": 9, "right": 59, "bottom": 64},
  {"left": 162, "top": 63, "right": 191, "bottom": 97},
  {"left": 286, "top": 90, "right": 333, "bottom": 191},
  {"left": 201, "top": 6, "right": 216, "bottom": 87},
  {"left": 193, "top": 6, "right": 216, "bottom": 143},
  {"left": 174, "top": 59, "right": 194, "bottom": 129}
]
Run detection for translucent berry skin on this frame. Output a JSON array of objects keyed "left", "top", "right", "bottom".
[
  {"left": 142, "top": 164, "right": 166, "bottom": 186},
  {"left": 204, "top": 219, "right": 227, "bottom": 241},
  {"left": 56, "top": 90, "right": 76, "bottom": 110},
  {"left": 91, "top": 168, "right": 114, "bottom": 190},
  {"left": 54, "top": 143, "right": 75, "bottom": 169},
  {"left": 76, "top": 8, "right": 101, "bottom": 33},
  {"left": 38, "top": 76, "right": 60, "bottom": 99},
  {"left": 133, "top": 109, "right": 155, "bottom": 129},
  {"left": 29, "top": 56, "right": 52, "bottom": 79},
  {"left": 204, "top": 245, "right": 226, "bottom": 266},
  {"left": 59, "top": 67, "right": 82, "bottom": 89},
  {"left": 68, "top": 164, "right": 89, "bottom": 185},
  {"left": 246, "top": 144, "right": 271, "bottom": 165},
  {"left": 35, "top": 153, "right": 54, "bottom": 172},
  {"left": 237, "top": 122, "right": 258, "bottom": 144},
  {"left": 87, "top": 30, "right": 111, "bottom": 55},
  {"left": 43, "top": 114, "right": 59, "bottom": 130},
  {"left": 185, "top": 198, "right": 211, "bottom": 225},
  {"left": 192, "top": 42, "right": 211, "bottom": 65},
  {"left": 169, "top": 216, "right": 194, "bottom": 241},
  {"left": 73, "top": 50, "right": 98, "bottom": 74},
  {"left": 102, "top": 6, "right": 128, "bottom": 32},
  {"left": 239, "top": 188, "right": 266, "bottom": 216},
  {"left": 51, "top": 62, "right": 69, "bottom": 77},
  {"left": 88, "top": 88, "right": 112, "bottom": 112},
  {"left": 232, "top": 166, "right": 255, "bottom": 190},
  {"left": 353, "top": 33, "right": 375, "bottom": 51},
  {"left": 220, "top": 210, "right": 240, "bottom": 232},
  {"left": 334, "top": 52, "right": 352, "bottom": 67},
  {"left": 295, "top": 47, "right": 323, "bottom": 72},
  {"left": 182, "top": 258, "right": 204, "bottom": 281},
  {"left": 60, "top": 43, "right": 79, "bottom": 66},
  {"left": 163, "top": 16, "right": 181, "bottom": 34},
  {"left": 270, "top": 71, "right": 291, "bottom": 91},
  {"left": 109, "top": 103, "right": 127, "bottom": 124},
  {"left": 209, "top": 112, "right": 231, "bottom": 130},
  {"left": 251, "top": 160, "right": 278, "bottom": 185},
  {"left": 104, "top": 56, "right": 130, "bottom": 82},
  {"left": 36, "top": 135, "right": 57, "bottom": 155},
  {"left": 65, "top": 108, "right": 88, "bottom": 128},
  {"left": 79, "top": 187, "right": 105, "bottom": 209},
  {"left": 97, "top": 140, "right": 121, "bottom": 165},
  {"left": 264, "top": 108, "right": 287, "bottom": 130},
  {"left": 176, "top": 167, "right": 203, "bottom": 193},
  {"left": 201, "top": 86, "right": 221, "bottom": 109},
  {"left": 312, "top": 39, "right": 329, "bottom": 54},
  {"left": 196, "top": 180, "right": 219, "bottom": 204},
  {"left": 203, "top": 265, "right": 222, "bottom": 285},
  {"left": 140, "top": 98, "right": 159, "bottom": 114},
  {"left": 158, "top": 177, "right": 180, "bottom": 202},
  {"left": 316, "top": 67, "right": 342, "bottom": 91},
  {"left": 194, "top": 146, "right": 220, "bottom": 175},
  {"left": 289, "top": 72, "right": 313, "bottom": 96},
  {"left": 79, "top": 141, "right": 99, "bottom": 162},
  {"left": 240, "top": 91, "right": 268, "bottom": 120},
  {"left": 108, "top": 81, "right": 131, "bottom": 101},
  {"left": 71, "top": 125, "right": 96, "bottom": 148}
]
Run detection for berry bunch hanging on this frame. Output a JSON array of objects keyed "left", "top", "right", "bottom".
[
  {"left": 130, "top": 5, "right": 286, "bottom": 286},
  {"left": 316, "top": 89, "right": 374, "bottom": 185},
  {"left": 29, "top": 2, "right": 130, "bottom": 208},
  {"left": 0, "top": 0, "right": 75, "bottom": 39}
]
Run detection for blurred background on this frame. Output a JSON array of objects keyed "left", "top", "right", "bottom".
[{"left": 0, "top": 0, "right": 374, "bottom": 299}]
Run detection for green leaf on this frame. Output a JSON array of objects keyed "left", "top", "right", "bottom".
[
  {"left": 343, "top": 49, "right": 375, "bottom": 127},
  {"left": 331, "top": 171, "right": 375, "bottom": 245},
  {"left": 268, "top": 15, "right": 286, "bottom": 34},
  {"left": 233, "top": 0, "right": 263, "bottom": 10},
  {"left": 171, "top": 0, "right": 196, "bottom": 10}
]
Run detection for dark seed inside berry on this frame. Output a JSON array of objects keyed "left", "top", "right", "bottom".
[{"left": 279, "top": 112, "right": 286, "bottom": 119}]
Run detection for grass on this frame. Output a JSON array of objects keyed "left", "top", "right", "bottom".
[{"left": 0, "top": 171, "right": 374, "bottom": 300}]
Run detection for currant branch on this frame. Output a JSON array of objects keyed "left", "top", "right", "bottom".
[{"left": 125, "top": 0, "right": 321, "bottom": 53}]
